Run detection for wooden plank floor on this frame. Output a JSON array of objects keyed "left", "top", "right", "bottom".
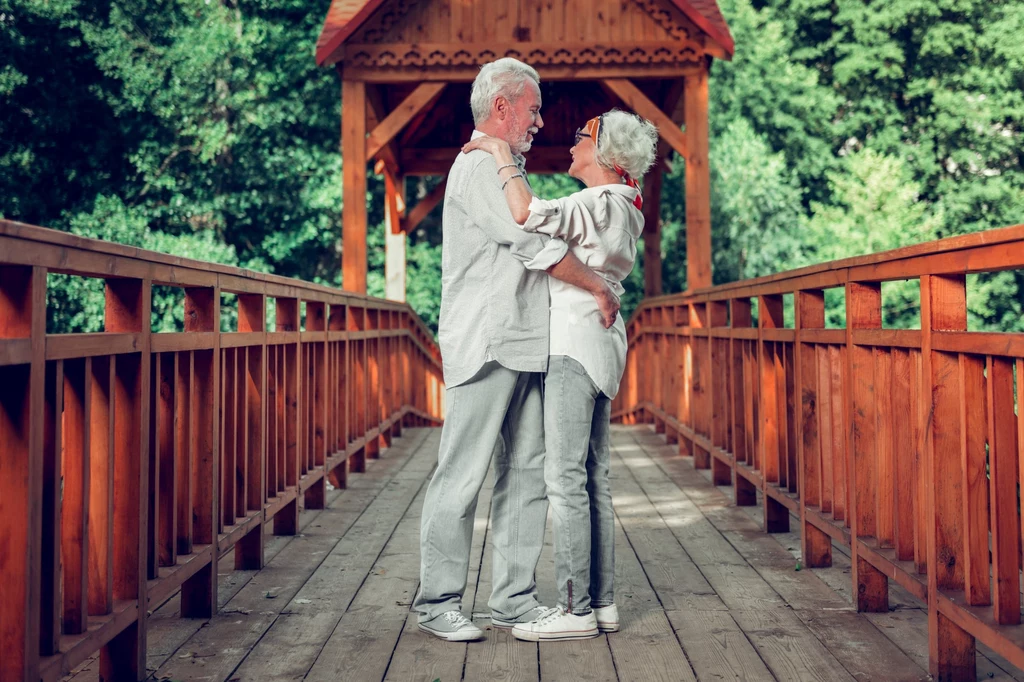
[{"left": 66, "top": 425, "right": 1024, "bottom": 682}]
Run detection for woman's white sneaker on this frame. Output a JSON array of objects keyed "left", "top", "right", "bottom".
[
  {"left": 594, "top": 604, "right": 619, "bottom": 632},
  {"left": 511, "top": 606, "right": 599, "bottom": 641},
  {"left": 418, "top": 610, "right": 484, "bottom": 641}
]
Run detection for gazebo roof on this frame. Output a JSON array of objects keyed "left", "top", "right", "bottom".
[{"left": 316, "top": 0, "right": 734, "bottom": 68}]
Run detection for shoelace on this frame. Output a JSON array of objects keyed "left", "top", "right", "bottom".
[
  {"left": 534, "top": 607, "right": 565, "bottom": 626},
  {"left": 443, "top": 611, "right": 472, "bottom": 628}
]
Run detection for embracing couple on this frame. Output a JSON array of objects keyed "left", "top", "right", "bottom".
[{"left": 413, "top": 57, "right": 658, "bottom": 643}]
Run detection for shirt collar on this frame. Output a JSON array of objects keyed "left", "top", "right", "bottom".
[{"left": 471, "top": 130, "right": 527, "bottom": 170}]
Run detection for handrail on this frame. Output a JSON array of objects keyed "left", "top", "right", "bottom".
[
  {"left": 616, "top": 222, "right": 1024, "bottom": 680},
  {"left": 0, "top": 221, "right": 445, "bottom": 681}
]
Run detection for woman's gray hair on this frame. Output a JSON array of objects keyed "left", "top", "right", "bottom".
[
  {"left": 596, "top": 110, "right": 659, "bottom": 179},
  {"left": 470, "top": 58, "right": 541, "bottom": 125}
]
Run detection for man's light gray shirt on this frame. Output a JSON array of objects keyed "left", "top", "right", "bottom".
[{"left": 438, "top": 131, "right": 569, "bottom": 388}]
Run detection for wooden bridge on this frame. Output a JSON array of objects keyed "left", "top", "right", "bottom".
[
  {"left": 5, "top": 220, "right": 1024, "bottom": 682},
  {"left": 3, "top": 0, "right": 1024, "bottom": 680}
]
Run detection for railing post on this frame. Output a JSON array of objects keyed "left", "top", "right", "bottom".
[
  {"left": 0, "top": 266, "right": 45, "bottom": 682},
  {"left": 235, "top": 293, "right": 266, "bottom": 570},
  {"left": 921, "top": 274, "right": 975, "bottom": 680},
  {"left": 103, "top": 276, "right": 151, "bottom": 681},
  {"left": 181, "top": 286, "right": 219, "bottom": 618},
  {"left": 796, "top": 290, "right": 831, "bottom": 568},
  {"left": 845, "top": 281, "right": 887, "bottom": 612}
]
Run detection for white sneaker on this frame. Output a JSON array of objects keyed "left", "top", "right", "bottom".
[
  {"left": 594, "top": 604, "right": 619, "bottom": 633},
  {"left": 511, "top": 606, "right": 599, "bottom": 642},
  {"left": 418, "top": 610, "right": 485, "bottom": 641}
]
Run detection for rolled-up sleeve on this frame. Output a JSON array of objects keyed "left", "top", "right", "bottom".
[{"left": 460, "top": 153, "right": 568, "bottom": 271}]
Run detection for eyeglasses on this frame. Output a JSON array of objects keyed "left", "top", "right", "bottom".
[{"left": 573, "top": 129, "right": 591, "bottom": 146}]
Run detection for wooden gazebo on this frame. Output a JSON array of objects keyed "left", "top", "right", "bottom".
[{"left": 315, "top": 0, "right": 734, "bottom": 299}]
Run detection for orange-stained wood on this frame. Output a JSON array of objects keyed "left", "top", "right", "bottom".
[{"left": 342, "top": 80, "right": 368, "bottom": 293}]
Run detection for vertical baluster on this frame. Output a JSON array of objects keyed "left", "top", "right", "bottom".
[
  {"left": 785, "top": 343, "right": 798, "bottom": 494},
  {"left": 892, "top": 349, "right": 916, "bottom": 562},
  {"left": 176, "top": 351, "right": 192, "bottom": 557},
  {"left": 759, "top": 294, "right": 786, "bottom": 532},
  {"left": 691, "top": 301, "right": 710, "bottom": 468},
  {"left": 709, "top": 301, "right": 729, "bottom": 485},
  {"left": 158, "top": 352, "right": 176, "bottom": 569},
  {"left": 911, "top": 349, "right": 927, "bottom": 575},
  {"left": 42, "top": 358, "right": 62, "bottom": 654},
  {"left": 988, "top": 356, "right": 1019, "bottom": 624},
  {"left": 88, "top": 356, "right": 114, "bottom": 617},
  {"left": 829, "top": 345, "right": 847, "bottom": 523},
  {"left": 960, "top": 353, "right": 989, "bottom": 605},
  {"left": 266, "top": 344, "right": 278, "bottom": 498},
  {"left": 797, "top": 290, "right": 830, "bottom": 567},
  {"left": 328, "top": 304, "right": 347, "bottom": 489},
  {"left": 221, "top": 348, "right": 236, "bottom": 527},
  {"left": 305, "top": 301, "right": 326, "bottom": 510},
  {"left": 63, "top": 358, "right": 90, "bottom": 634},
  {"left": 875, "top": 348, "right": 895, "bottom": 549},
  {"left": 816, "top": 345, "right": 834, "bottom": 515}
]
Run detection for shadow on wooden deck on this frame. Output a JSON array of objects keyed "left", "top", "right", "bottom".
[{"left": 65, "top": 426, "right": 1023, "bottom": 682}]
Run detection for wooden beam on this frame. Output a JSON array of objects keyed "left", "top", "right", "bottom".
[
  {"left": 342, "top": 80, "right": 368, "bottom": 294},
  {"left": 383, "top": 170, "right": 403, "bottom": 235},
  {"left": 365, "top": 85, "right": 402, "bottom": 176},
  {"left": 600, "top": 78, "right": 688, "bottom": 159},
  {"left": 683, "top": 66, "right": 711, "bottom": 290},
  {"left": 404, "top": 178, "right": 447, "bottom": 235},
  {"left": 642, "top": 163, "right": 664, "bottom": 297},
  {"left": 366, "top": 83, "right": 446, "bottom": 160}
]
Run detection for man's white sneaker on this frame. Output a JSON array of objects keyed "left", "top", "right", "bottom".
[
  {"left": 594, "top": 604, "right": 619, "bottom": 633},
  {"left": 418, "top": 610, "right": 485, "bottom": 641},
  {"left": 511, "top": 606, "right": 599, "bottom": 642}
]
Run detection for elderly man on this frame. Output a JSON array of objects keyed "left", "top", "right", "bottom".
[{"left": 414, "top": 58, "right": 619, "bottom": 641}]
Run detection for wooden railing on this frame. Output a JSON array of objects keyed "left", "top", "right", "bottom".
[
  {"left": 0, "top": 220, "right": 444, "bottom": 682},
  {"left": 615, "top": 223, "right": 1024, "bottom": 681}
]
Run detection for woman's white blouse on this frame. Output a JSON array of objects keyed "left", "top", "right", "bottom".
[{"left": 522, "top": 184, "right": 644, "bottom": 399}]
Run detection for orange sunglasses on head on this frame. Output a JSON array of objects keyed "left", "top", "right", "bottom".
[{"left": 574, "top": 114, "right": 644, "bottom": 210}]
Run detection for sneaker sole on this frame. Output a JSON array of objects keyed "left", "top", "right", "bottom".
[
  {"left": 597, "top": 622, "right": 619, "bottom": 633},
  {"left": 418, "top": 623, "right": 485, "bottom": 642},
  {"left": 511, "top": 627, "right": 600, "bottom": 642}
]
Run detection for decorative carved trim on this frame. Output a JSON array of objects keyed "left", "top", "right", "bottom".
[
  {"left": 356, "top": 0, "right": 423, "bottom": 44},
  {"left": 629, "top": 0, "right": 694, "bottom": 43},
  {"left": 346, "top": 42, "right": 703, "bottom": 69}
]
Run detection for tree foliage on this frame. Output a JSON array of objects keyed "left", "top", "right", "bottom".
[{"left": 2, "top": 0, "right": 1021, "bottom": 335}]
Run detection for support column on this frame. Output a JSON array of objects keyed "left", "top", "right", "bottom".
[
  {"left": 684, "top": 64, "right": 711, "bottom": 290},
  {"left": 384, "top": 171, "right": 407, "bottom": 302},
  {"left": 642, "top": 162, "right": 664, "bottom": 297},
  {"left": 342, "top": 80, "right": 368, "bottom": 294}
]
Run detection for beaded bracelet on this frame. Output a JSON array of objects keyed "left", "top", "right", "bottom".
[
  {"left": 496, "top": 163, "right": 518, "bottom": 174},
  {"left": 501, "top": 173, "right": 525, "bottom": 191}
]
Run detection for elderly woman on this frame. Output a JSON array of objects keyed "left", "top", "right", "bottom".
[{"left": 463, "top": 110, "right": 658, "bottom": 641}]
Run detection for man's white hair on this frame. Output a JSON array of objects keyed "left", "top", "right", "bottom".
[
  {"left": 595, "top": 110, "right": 659, "bottom": 179},
  {"left": 470, "top": 58, "right": 541, "bottom": 126}
]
